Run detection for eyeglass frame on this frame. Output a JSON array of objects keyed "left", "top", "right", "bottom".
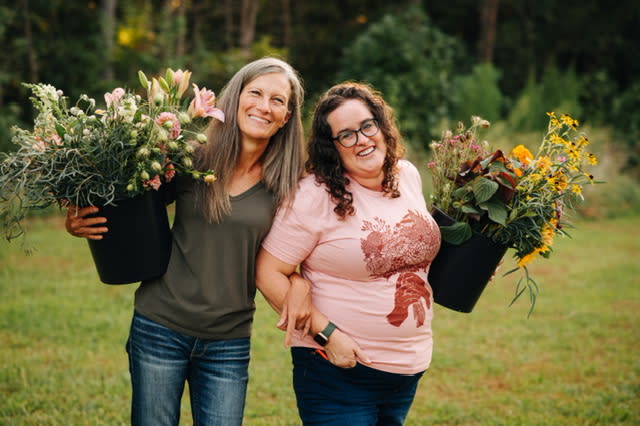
[{"left": 330, "top": 118, "right": 380, "bottom": 148}]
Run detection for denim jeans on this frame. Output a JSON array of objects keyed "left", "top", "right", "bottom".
[
  {"left": 126, "top": 311, "right": 250, "bottom": 426},
  {"left": 291, "top": 347, "right": 424, "bottom": 425}
]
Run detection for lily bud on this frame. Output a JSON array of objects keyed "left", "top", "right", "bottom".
[
  {"left": 153, "top": 93, "right": 164, "bottom": 106},
  {"left": 140, "top": 171, "right": 150, "bottom": 180},
  {"left": 157, "top": 128, "right": 168, "bottom": 142},
  {"left": 182, "top": 157, "right": 193, "bottom": 168},
  {"left": 178, "top": 112, "right": 191, "bottom": 125},
  {"left": 151, "top": 161, "right": 163, "bottom": 172},
  {"left": 165, "top": 69, "right": 174, "bottom": 86},
  {"left": 138, "top": 70, "right": 149, "bottom": 90},
  {"left": 196, "top": 133, "right": 207, "bottom": 143},
  {"left": 158, "top": 77, "right": 171, "bottom": 94}
]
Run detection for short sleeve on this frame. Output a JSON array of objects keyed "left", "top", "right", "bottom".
[
  {"left": 261, "top": 176, "right": 329, "bottom": 266},
  {"left": 400, "top": 159, "right": 422, "bottom": 189}
]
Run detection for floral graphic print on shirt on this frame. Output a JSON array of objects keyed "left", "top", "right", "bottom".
[{"left": 360, "top": 210, "right": 438, "bottom": 327}]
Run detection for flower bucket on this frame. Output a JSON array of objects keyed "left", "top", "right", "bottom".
[
  {"left": 428, "top": 207, "right": 508, "bottom": 313},
  {"left": 87, "top": 190, "right": 172, "bottom": 284}
]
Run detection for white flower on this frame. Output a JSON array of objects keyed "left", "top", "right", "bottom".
[{"left": 117, "top": 96, "right": 138, "bottom": 122}]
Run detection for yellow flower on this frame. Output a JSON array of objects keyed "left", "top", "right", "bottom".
[
  {"left": 550, "top": 134, "right": 561, "bottom": 145},
  {"left": 517, "top": 251, "right": 537, "bottom": 267},
  {"left": 541, "top": 223, "right": 555, "bottom": 247},
  {"left": 510, "top": 144, "right": 533, "bottom": 166},
  {"left": 546, "top": 172, "right": 567, "bottom": 193},
  {"left": 546, "top": 111, "right": 561, "bottom": 128},
  {"left": 535, "top": 156, "right": 552, "bottom": 173},
  {"left": 553, "top": 172, "right": 568, "bottom": 192},
  {"left": 571, "top": 184, "right": 582, "bottom": 195},
  {"left": 577, "top": 136, "right": 589, "bottom": 148},
  {"left": 560, "top": 113, "right": 579, "bottom": 128},
  {"left": 568, "top": 148, "right": 580, "bottom": 161},
  {"left": 517, "top": 243, "right": 550, "bottom": 268},
  {"left": 587, "top": 153, "right": 598, "bottom": 165}
]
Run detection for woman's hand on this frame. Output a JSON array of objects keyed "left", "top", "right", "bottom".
[
  {"left": 324, "top": 329, "right": 371, "bottom": 369},
  {"left": 278, "top": 272, "right": 312, "bottom": 347},
  {"left": 65, "top": 206, "right": 108, "bottom": 240}
]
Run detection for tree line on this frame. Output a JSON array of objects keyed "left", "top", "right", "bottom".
[{"left": 1, "top": 0, "right": 639, "bottom": 170}]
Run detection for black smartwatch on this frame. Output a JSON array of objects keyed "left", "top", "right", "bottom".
[{"left": 313, "top": 321, "right": 337, "bottom": 346}]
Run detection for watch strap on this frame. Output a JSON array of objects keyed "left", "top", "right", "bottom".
[{"left": 314, "top": 321, "right": 337, "bottom": 346}]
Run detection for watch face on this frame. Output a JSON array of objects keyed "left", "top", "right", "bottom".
[{"left": 314, "top": 333, "right": 328, "bottom": 346}]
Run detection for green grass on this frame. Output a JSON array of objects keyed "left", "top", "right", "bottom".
[{"left": 1, "top": 213, "right": 639, "bottom": 425}]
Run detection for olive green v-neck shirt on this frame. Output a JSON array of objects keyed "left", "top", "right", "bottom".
[{"left": 134, "top": 176, "right": 276, "bottom": 339}]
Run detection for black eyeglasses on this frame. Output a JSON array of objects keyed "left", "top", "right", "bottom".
[{"left": 330, "top": 118, "right": 380, "bottom": 148}]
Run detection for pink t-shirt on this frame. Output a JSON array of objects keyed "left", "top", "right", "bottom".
[{"left": 262, "top": 160, "right": 441, "bottom": 374}]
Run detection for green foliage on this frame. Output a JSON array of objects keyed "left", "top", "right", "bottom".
[
  {"left": 612, "top": 80, "right": 640, "bottom": 175},
  {"left": 579, "top": 70, "right": 618, "bottom": 125},
  {"left": 0, "top": 104, "right": 20, "bottom": 153},
  {"left": 336, "top": 4, "right": 466, "bottom": 146},
  {"left": 453, "top": 63, "right": 504, "bottom": 123},
  {"left": 507, "top": 66, "right": 582, "bottom": 133},
  {"left": 192, "top": 36, "right": 289, "bottom": 94}
]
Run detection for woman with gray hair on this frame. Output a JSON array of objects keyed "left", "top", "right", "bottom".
[{"left": 65, "top": 57, "right": 306, "bottom": 426}]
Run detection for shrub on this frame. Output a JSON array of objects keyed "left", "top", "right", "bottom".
[
  {"left": 0, "top": 103, "right": 21, "bottom": 153},
  {"left": 452, "top": 63, "right": 504, "bottom": 123},
  {"left": 611, "top": 81, "right": 640, "bottom": 176},
  {"left": 508, "top": 66, "right": 582, "bottom": 133},
  {"left": 336, "top": 4, "right": 465, "bottom": 146}
]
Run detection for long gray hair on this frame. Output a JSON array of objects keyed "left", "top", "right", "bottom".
[{"left": 194, "top": 57, "right": 305, "bottom": 222}]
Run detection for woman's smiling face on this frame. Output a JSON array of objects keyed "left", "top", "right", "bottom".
[
  {"left": 237, "top": 72, "right": 291, "bottom": 145},
  {"left": 327, "top": 99, "right": 387, "bottom": 191}
]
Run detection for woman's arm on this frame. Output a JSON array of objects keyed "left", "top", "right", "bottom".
[
  {"left": 256, "top": 248, "right": 311, "bottom": 346},
  {"left": 256, "top": 248, "right": 370, "bottom": 367}
]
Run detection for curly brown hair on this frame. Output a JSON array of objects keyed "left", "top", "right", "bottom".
[{"left": 306, "top": 82, "right": 406, "bottom": 219}]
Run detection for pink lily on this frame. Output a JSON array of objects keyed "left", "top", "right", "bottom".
[
  {"left": 172, "top": 69, "right": 192, "bottom": 98},
  {"left": 188, "top": 84, "right": 225, "bottom": 122},
  {"left": 104, "top": 87, "right": 125, "bottom": 108}
]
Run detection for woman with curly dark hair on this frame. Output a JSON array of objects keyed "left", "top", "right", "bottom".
[{"left": 257, "top": 82, "right": 442, "bottom": 425}]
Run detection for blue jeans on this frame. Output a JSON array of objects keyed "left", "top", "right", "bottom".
[
  {"left": 126, "top": 311, "right": 250, "bottom": 426},
  {"left": 291, "top": 347, "right": 424, "bottom": 425}
]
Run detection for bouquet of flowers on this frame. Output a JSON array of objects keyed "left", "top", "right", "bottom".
[
  {"left": 427, "top": 113, "right": 599, "bottom": 312},
  {"left": 0, "top": 68, "right": 224, "bottom": 243}
]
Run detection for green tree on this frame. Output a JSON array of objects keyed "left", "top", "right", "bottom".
[
  {"left": 453, "top": 63, "right": 503, "bottom": 123},
  {"left": 336, "top": 4, "right": 465, "bottom": 145}
]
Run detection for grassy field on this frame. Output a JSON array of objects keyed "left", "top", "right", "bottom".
[{"left": 1, "top": 212, "right": 638, "bottom": 425}]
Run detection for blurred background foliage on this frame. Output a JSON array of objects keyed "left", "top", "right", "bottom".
[{"left": 1, "top": 0, "right": 639, "bottom": 216}]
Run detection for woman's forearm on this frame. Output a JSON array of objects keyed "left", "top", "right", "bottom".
[{"left": 255, "top": 248, "right": 297, "bottom": 315}]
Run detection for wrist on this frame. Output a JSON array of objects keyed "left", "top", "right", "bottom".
[
  {"left": 313, "top": 321, "right": 337, "bottom": 346},
  {"left": 289, "top": 273, "right": 309, "bottom": 287}
]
